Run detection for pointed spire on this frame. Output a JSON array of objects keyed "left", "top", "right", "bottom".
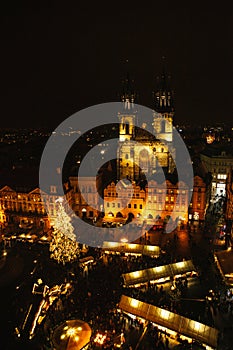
[
  {"left": 120, "top": 63, "right": 136, "bottom": 110},
  {"left": 153, "top": 57, "right": 174, "bottom": 113}
]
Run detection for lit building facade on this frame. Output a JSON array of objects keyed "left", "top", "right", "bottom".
[
  {"left": 188, "top": 175, "right": 208, "bottom": 222},
  {"left": 0, "top": 185, "right": 66, "bottom": 231},
  {"left": 69, "top": 176, "right": 102, "bottom": 220},
  {"left": 117, "top": 72, "right": 175, "bottom": 182},
  {"left": 200, "top": 150, "right": 233, "bottom": 198},
  {"left": 104, "top": 179, "right": 189, "bottom": 225}
]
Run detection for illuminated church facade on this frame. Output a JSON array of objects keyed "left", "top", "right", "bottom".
[{"left": 117, "top": 71, "right": 176, "bottom": 182}]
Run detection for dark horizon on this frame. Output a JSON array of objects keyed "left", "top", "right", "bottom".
[{"left": 1, "top": 2, "right": 232, "bottom": 129}]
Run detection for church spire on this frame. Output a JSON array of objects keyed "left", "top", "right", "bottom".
[
  {"left": 120, "top": 63, "right": 136, "bottom": 110},
  {"left": 153, "top": 57, "right": 174, "bottom": 113}
]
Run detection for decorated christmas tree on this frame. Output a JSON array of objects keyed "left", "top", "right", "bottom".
[{"left": 49, "top": 198, "right": 79, "bottom": 265}]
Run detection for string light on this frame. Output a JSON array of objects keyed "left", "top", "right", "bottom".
[{"left": 49, "top": 199, "right": 79, "bottom": 265}]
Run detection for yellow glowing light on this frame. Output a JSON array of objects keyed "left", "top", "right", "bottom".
[
  {"left": 74, "top": 336, "right": 80, "bottom": 342},
  {"left": 192, "top": 321, "right": 203, "bottom": 332},
  {"left": 147, "top": 246, "right": 156, "bottom": 251},
  {"left": 94, "top": 333, "right": 107, "bottom": 345},
  {"left": 60, "top": 334, "right": 66, "bottom": 340},
  {"left": 133, "top": 271, "right": 141, "bottom": 278},
  {"left": 77, "top": 327, "right": 82, "bottom": 331},
  {"left": 67, "top": 327, "right": 76, "bottom": 336},
  {"left": 176, "top": 261, "right": 185, "bottom": 268},
  {"left": 131, "top": 299, "right": 139, "bottom": 308},
  {"left": 160, "top": 309, "right": 170, "bottom": 319},
  {"left": 64, "top": 326, "right": 68, "bottom": 330},
  {"left": 155, "top": 266, "right": 164, "bottom": 272}
]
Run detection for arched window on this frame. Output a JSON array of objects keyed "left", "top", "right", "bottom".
[{"left": 139, "top": 149, "right": 149, "bottom": 171}]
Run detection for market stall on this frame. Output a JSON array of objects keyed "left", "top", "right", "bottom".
[
  {"left": 102, "top": 241, "right": 160, "bottom": 257},
  {"left": 214, "top": 249, "right": 233, "bottom": 286},
  {"left": 122, "top": 260, "right": 197, "bottom": 287},
  {"left": 118, "top": 295, "right": 219, "bottom": 350}
]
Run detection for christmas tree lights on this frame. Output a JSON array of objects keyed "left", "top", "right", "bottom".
[{"left": 50, "top": 198, "right": 79, "bottom": 265}]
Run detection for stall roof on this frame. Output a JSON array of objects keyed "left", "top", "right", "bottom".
[
  {"left": 122, "top": 260, "right": 196, "bottom": 287},
  {"left": 119, "top": 295, "right": 218, "bottom": 349},
  {"left": 214, "top": 249, "right": 233, "bottom": 286},
  {"left": 102, "top": 241, "right": 160, "bottom": 257}
]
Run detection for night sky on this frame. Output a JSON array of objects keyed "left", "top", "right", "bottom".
[{"left": 1, "top": 2, "right": 232, "bottom": 129}]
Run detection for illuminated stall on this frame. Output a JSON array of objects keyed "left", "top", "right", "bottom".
[
  {"left": 102, "top": 241, "right": 160, "bottom": 258},
  {"left": 122, "top": 260, "right": 197, "bottom": 287},
  {"left": 119, "top": 295, "right": 219, "bottom": 350},
  {"left": 214, "top": 249, "right": 233, "bottom": 286}
]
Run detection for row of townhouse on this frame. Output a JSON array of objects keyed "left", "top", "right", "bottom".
[
  {"left": 0, "top": 173, "right": 208, "bottom": 234},
  {"left": 68, "top": 175, "right": 208, "bottom": 226}
]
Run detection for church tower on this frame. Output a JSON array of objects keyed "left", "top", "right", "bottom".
[
  {"left": 117, "top": 73, "right": 137, "bottom": 180},
  {"left": 152, "top": 61, "right": 174, "bottom": 143},
  {"left": 119, "top": 73, "right": 136, "bottom": 142}
]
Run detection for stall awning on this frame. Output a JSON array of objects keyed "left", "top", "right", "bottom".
[
  {"left": 122, "top": 260, "right": 196, "bottom": 287},
  {"left": 102, "top": 241, "right": 160, "bottom": 257},
  {"left": 119, "top": 295, "right": 218, "bottom": 349},
  {"left": 214, "top": 249, "right": 233, "bottom": 286}
]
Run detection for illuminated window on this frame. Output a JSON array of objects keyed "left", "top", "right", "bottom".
[{"left": 217, "top": 174, "right": 227, "bottom": 180}]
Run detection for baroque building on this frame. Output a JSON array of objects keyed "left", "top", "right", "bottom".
[{"left": 0, "top": 184, "right": 71, "bottom": 232}]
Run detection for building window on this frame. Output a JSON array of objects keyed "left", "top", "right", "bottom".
[
  {"left": 107, "top": 203, "right": 110, "bottom": 207},
  {"left": 217, "top": 174, "right": 227, "bottom": 180},
  {"left": 50, "top": 186, "right": 57, "bottom": 193},
  {"left": 128, "top": 204, "right": 131, "bottom": 208},
  {"left": 134, "top": 204, "right": 137, "bottom": 209},
  {"left": 139, "top": 204, "right": 142, "bottom": 209}
]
